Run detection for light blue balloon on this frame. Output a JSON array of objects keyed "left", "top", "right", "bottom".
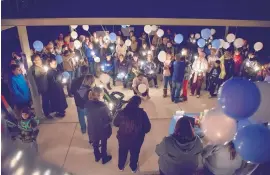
[
  {"left": 55, "top": 55, "right": 63, "bottom": 64},
  {"left": 197, "top": 38, "right": 206, "bottom": 48},
  {"left": 201, "top": 28, "right": 211, "bottom": 40},
  {"left": 234, "top": 124, "right": 270, "bottom": 163},
  {"left": 174, "top": 34, "right": 184, "bottom": 44},
  {"left": 237, "top": 119, "right": 257, "bottom": 130},
  {"left": 33, "top": 40, "right": 43, "bottom": 52},
  {"left": 109, "top": 33, "right": 117, "bottom": 42},
  {"left": 211, "top": 39, "right": 221, "bottom": 49},
  {"left": 62, "top": 72, "right": 70, "bottom": 79},
  {"left": 121, "top": 25, "right": 127, "bottom": 28}
]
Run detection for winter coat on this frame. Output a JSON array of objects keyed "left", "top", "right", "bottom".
[
  {"left": 116, "top": 60, "right": 129, "bottom": 74},
  {"left": 101, "top": 59, "right": 115, "bottom": 74},
  {"left": 86, "top": 48, "right": 95, "bottom": 63},
  {"left": 71, "top": 76, "right": 91, "bottom": 109},
  {"left": 209, "top": 66, "right": 221, "bottom": 83},
  {"left": 31, "top": 65, "right": 48, "bottom": 94},
  {"left": 85, "top": 100, "right": 112, "bottom": 141},
  {"left": 224, "top": 58, "right": 235, "bottom": 80},
  {"left": 47, "top": 68, "right": 68, "bottom": 113},
  {"left": 184, "top": 63, "right": 192, "bottom": 80},
  {"left": 144, "top": 61, "right": 158, "bottom": 76},
  {"left": 172, "top": 61, "right": 186, "bottom": 83},
  {"left": 63, "top": 53, "right": 75, "bottom": 71},
  {"left": 9, "top": 74, "right": 30, "bottom": 105},
  {"left": 163, "top": 60, "right": 172, "bottom": 76},
  {"left": 114, "top": 107, "right": 151, "bottom": 144},
  {"left": 156, "top": 135, "right": 203, "bottom": 175}
]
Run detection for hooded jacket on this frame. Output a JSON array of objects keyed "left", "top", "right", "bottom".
[
  {"left": 156, "top": 135, "right": 203, "bottom": 175},
  {"left": 9, "top": 74, "right": 30, "bottom": 105},
  {"left": 172, "top": 61, "right": 186, "bottom": 83}
]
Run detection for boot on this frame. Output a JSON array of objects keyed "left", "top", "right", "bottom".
[
  {"left": 163, "top": 89, "right": 167, "bottom": 98},
  {"left": 107, "top": 83, "right": 112, "bottom": 90}
]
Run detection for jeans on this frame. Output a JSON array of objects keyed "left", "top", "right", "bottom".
[
  {"left": 163, "top": 76, "right": 172, "bottom": 89},
  {"left": 133, "top": 87, "right": 149, "bottom": 97},
  {"left": 191, "top": 74, "right": 204, "bottom": 96},
  {"left": 147, "top": 75, "right": 158, "bottom": 86},
  {"left": 118, "top": 138, "right": 144, "bottom": 171},
  {"left": 76, "top": 107, "right": 86, "bottom": 132},
  {"left": 66, "top": 71, "right": 74, "bottom": 96},
  {"left": 93, "top": 138, "right": 108, "bottom": 160},
  {"left": 208, "top": 78, "right": 218, "bottom": 96},
  {"left": 89, "top": 62, "right": 96, "bottom": 76},
  {"left": 171, "top": 81, "right": 182, "bottom": 101}
]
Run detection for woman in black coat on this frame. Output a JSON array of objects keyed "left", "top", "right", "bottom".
[
  {"left": 85, "top": 87, "right": 112, "bottom": 164},
  {"left": 47, "top": 58, "right": 68, "bottom": 117},
  {"left": 114, "top": 95, "right": 151, "bottom": 173}
]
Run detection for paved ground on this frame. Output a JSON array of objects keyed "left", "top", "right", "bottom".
[{"left": 37, "top": 83, "right": 217, "bottom": 175}]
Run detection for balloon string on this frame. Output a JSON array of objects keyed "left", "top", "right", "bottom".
[
  {"left": 101, "top": 25, "right": 106, "bottom": 34},
  {"left": 155, "top": 37, "right": 161, "bottom": 55},
  {"left": 148, "top": 34, "right": 151, "bottom": 48},
  {"left": 235, "top": 27, "right": 238, "bottom": 38},
  {"left": 113, "top": 25, "right": 114, "bottom": 32}
]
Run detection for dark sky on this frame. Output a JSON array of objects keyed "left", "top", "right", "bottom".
[{"left": 2, "top": 0, "right": 270, "bottom": 20}]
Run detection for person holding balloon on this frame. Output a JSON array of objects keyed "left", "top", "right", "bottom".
[
  {"left": 191, "top": 52, "right": 208, "bottom": 98},
  {"left": 100, "top": 53, "right": 116, "bottom": 90},
  {"left": 47, "top": 58, "right": 68, "bottom": 117},
  {"left": 115, "top": 54, "right": 129, "bottom": 88},
  {"left": 63, "top": 50, "right": 76, "bottom": 97},
  {"left": 143, "top": 54, "right": 159, "bottom": 88},
  {"left": 132, "top": 73, "right": 150, "bottom": 100}
]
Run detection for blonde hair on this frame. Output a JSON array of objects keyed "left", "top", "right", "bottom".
[
  {"left": 88, "top": 87, "right": 103, "bottom": 100},
  {"left": 82, "top": 74, "right": 95, "bottom": 87}
]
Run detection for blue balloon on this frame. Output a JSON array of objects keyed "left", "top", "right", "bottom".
[
  {"left": 197, "top": 39, "right": 206, "bottom": 48},
  {"left": 109, "top": 33, "right": 117, "bottom": 42},
  {"left": 55, "top": 55, "right": 63, "bottom": 64},
  {"left": 237, "top": 119, "right": 257, "bottom": 130},
  {"left": 218, "top": 78, "right": 261, "bottom": 120},
  {"left": 234, "top": 124, "right": 270, "bottom": 163},
  {"left": 62, "top": 72, "right": 70, "bottom": 79},
  {"left": 174, "top": 34, "right": 184, "bottom": 44},
  {"left": 211, "top": 39, "right": 221, "bottom": 49},
  {"left": 33, "top": 40, "right": 43, "bottom": 52},
  {"left": 201, "top": 28, "right": 211, "bottom": 40}
]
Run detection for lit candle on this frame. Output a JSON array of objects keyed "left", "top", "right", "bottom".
[
  {"left": 43, "top": 66, "right": 49, "bottom": 72},
  {"left": 62, "top": 78, "right": 67, "bottom": 84}
]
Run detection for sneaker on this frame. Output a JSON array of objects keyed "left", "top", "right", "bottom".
[
  {"left": 55, "top": 112, "right": 65, "bottom": 118},
  {"left": 95, "top": 155, "right": 101, "bottom": 162},
  {"left": 119, "top": 169, "right": 124, "bottom": 172},
  {"left": 196, "top": 95, "right": 200, "bottom": 98},
  {"left": 81, "top": 129, "right": 86, "bottom": 134},
  {"left": 146, "top": 96, "right": 151, "bottom": 100},
  {"left": 190, "top": 93, "right": 194, "bottom": 96},
  {"left": 155, "top": 85, "right": 158, "bottom": 89},
  {"left": 131, "top": 170, "right": 137, "bottom": 173},
  {"left": 46, "top": 115, "right": 54, "bottom": 119},
  {"left": 102, "top": 155, "right": 112, "bottom": 164},
  {"left": 208, "top": 94, "right": 213, "bottom": 98}
]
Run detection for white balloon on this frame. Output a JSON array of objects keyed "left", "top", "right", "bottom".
[
  {"left": 70, "top": 25, "right": 78, "bottom": 29},
  {"left": 233, "top": 38, "right": 244, "bottom": 48},
  {"left": 254, "top": 42, "right": 263, "bottom": 51},
  {"left": 226, "top": 33, "right": 236, "bottom": 43},
  {"left": 157, "top": 29, "right": 164, "bottom": 37},
  {"left": 158, "top": 51, "right": 166, "bottom": 63},
  {"left": 71, "top": 31, "right": 78, "bottom": 39},
  {"left": 144, "top": 25, "right": 152, "bottom": 34},
  {"left": 201, "top": 108, "right": 237, "bottom": 144},
  {"left": 74, "top": 40, "right": 82, "bottom": 49},
  {"left": 219, "top": 39, "right": 225, "bottom": 48},
  {"left": 138, "top": 84, "right": 147, "bottom": 93},
  {"left": 125, "top": 39, "right": 131, "bottom": 46},
  {"left": 195, "top": 33, "right": 200, "bottom": 39},
  {"left": 151, "top": 25, "right": 158, "bottom": 31},
  {"left": 223, "top": 42, "right": 230, "bottom": 49},
  {"left": 249, "top": 82, "right": 270, "bottom": 123},
  {"left": 210, "top": 29, "right": 216, "bottom": 35},
  {"left": 100, "top": 74, "right": 111, "bottom": 84},
  {"left": 82, "top": 25, "right": 89, "bottom": 31},
  {"left": 94, "top": 57, "right": 100, "bottom": 63}
]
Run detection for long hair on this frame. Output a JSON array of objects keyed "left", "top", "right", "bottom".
[
  {"left": 124, "top": 96, "right": 142, "bottom": 111},
  {"left": 228, "top": 141, "right": 237, "bottom": 160},
  {"left": 88, "top": 87, "right": 103, "bottom": 101},
  {"left": 173, "top": 117, "right": 195, "bottom": 143},
  {"left": 82, "top": 74, "right": 95, "bottom": 87}
]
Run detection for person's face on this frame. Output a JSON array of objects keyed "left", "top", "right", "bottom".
[
  {"left": 208, "top": 45, "right": 212, "bottom": 49},
  {"left": 130, "top": 32, "right": 134, "bottom": 37},
  {"left": 12, "top": 68, "right": 22, "bottom": 75},
  {"left": 133, "top": 56, "right": 138, "bottom": 62},
  {"left": 210, "top": 49, "right": 216, "bottom": 56},
  {"left": 162, "top": 38, "right": 168, "bottom": 45},
  {"left": 138, "top": 76, "right": 143, "bottom": 81},
  {"left": 50, "top": 60, "right": 57, "bottom": 69},
  {"left": 167, "top": 43, "right": 172, "bottom": 48},
  {"left": 131, "top": 36, "right": 136, "bottom": 41},
  {"left": 142, "top": 44, "right": 147, "bottom": 49},
  {"left": 10, "top": 60, "right": 16, "bottom": 65},
  {"left": 147, "top": 54, "right": 152, "bottom": 62},
  {"left": 119, "top": 56, "right": 124, "bottom": 62},
  {"left": 199, "top": 52, "right": 205, "bottom": 58},
  {"left": 106, "top": 55, "right": 111, "bottom": 61},
  {"left": 88, "top": 43, "right": 93, "bottom": 49},
  {"left": 33, "top": 56, "right": 42, "bottom": 66},
  {"left": 166, "top": 54, "right": 172, "bottom": 60},
  {"left": 21, "top": 113, "right": 29, "bottom": 120},
  {"left": 248, "top": 53, "right": 254, "bottom": 59},
  {"left": 93, "top": 32, "right": 97, "bottom": 38},
  {"left": 215, "top": 63, "right": 220, "bottom": 67}
]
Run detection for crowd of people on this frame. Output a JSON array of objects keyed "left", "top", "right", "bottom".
[{"left": 2, "top": 26, "right": 270, "bottom": 175}]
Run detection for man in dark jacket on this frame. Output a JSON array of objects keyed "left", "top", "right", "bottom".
[
  {"left": 171, "top": 55, "right": 186, "bottom": 103},
  {"left": 115, "top": 55, "right": 129, "bottom": 88},
  {"left": 208, "top": 60, "right": 221, "bottom": 98},
  {"left": 143, "top": 54, "right": 158, "bottom": 88}
]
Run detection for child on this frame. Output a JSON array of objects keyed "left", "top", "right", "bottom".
[
  {"left": 208, "top": 60, "right": 221, "bottom": 98},
  {"left": 18, "top": 107, "right": 39, "bottom": 152}
]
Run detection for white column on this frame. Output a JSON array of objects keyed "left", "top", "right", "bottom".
[
  {"left": 224, "top": 26, "right": 229, "bottom": 38},
  {"left": 17, "top": 26, "right": 32, "bottom": 68}
]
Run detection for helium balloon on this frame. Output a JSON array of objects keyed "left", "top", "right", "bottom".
[
  {"left": 157, "top": 29, "right": 164, "bottom": 37},
  {"left": 201, "top": 108, "right": 237, "bottom": 144},
  {"left": 197, "top": 38, "right": 206, "bottom": 48},
  {"left": 158, "top": 51, "right": 166, "bottom": 62},
  {"left": 254, "top": 42, "right": 263, "bottom": 51},
  {"left": 33, "top": 40, "right": 44, "bottom": 52},
  {"left": 125, "top": 39, "right": 131, "bottom": 46},
  {"left": 55, "top": 55, "right": 63, "bottom": 64},
  {"left": 62, "top": 72, "right": 70, "bottom": 79},
  {"left": 233, "top": 38, "right": 244, "bottom": 48},
  {"left": 219, "top": 39, "right": 225, "bottom": 48},
  {"left": 218, "top": 78, "right": 261, "bottom": 120},
  {"left": 223, "top": 42, "right": 230, "bottom": 49},
  {"left": 201, "top": 28, "right": 211, "bottom": 40},
  {"left": 82, "top": 25, "right": 89, "bottom": 31},
  {"left": 211, "top": 39, "right": 221, "bottom": 49},
  {"left": 174, "top": 34, "right": 184, "bottom": 44},
  {"left": 100, "top": 74, "right": 111, "bottom": 84},
  {"left": 74, "top": 40, "right": 82, "bottom": 49},
  {"left": 195, "top": 33, "right": 200, "bottom": 39},
  {"left": 94, "top": 57, "right": 100, "bottom": 63},
  {"left": 70, "top": 25, "right": 78, "bottom": 29},
  {"left": 144, "top": 25, "right": 152, "bottom": 34},
  {"left": 109, "top": 32, "right": 117, "bottom": 42},
  {"left": 138, "top": 84, "right": 147, "bottom": 93},
  {"left": 210, "top": 28, "right": 216, "bottom": 35},
  {"left": 226, "top": 33, "right": 236, "bottom": 43},
  {"left": 234, "top": 124, "right": 270, "bottom": 163},
  {"left": 237, "top": 119, "right": 257, "bottom": 130},
  {"left": 71, "top": 31, "right": 78, "bottom": 39},
  {"left": 249, "top": 82, "right": 270, "bottom": 123},
  {"left": 151, "top": 25, "right": 158, "bottom": 31}
]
